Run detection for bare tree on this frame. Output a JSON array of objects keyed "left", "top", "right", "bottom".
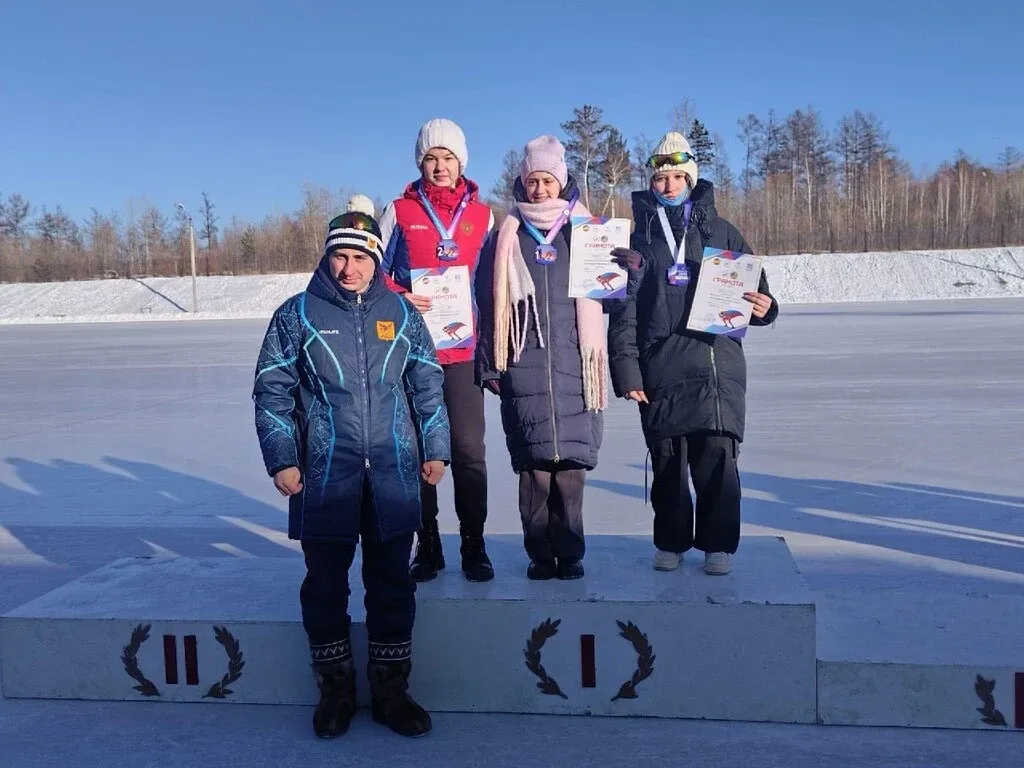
[
  {"left": 561, "top": 105, "right": 608, "bottom": 209},
  {"left": 736, "top": 114, "right": 763, "bottom": 196},
  {"left": 489, "top": 149, "right": 522, "bottom": 210},
  {"left": 200, "top": 192, "right": 219, "bottom": 274},
  {"left": 240, "top": 226, "right": 259, "bottom": 272},
  {"left": 631, "top": 133, "right": 655, "bottom": 188},
  {"left": 138, "top": 205, "right": 167, "bottom": 275},
  {"left": 710, "top": 133, "right": 735, "bottom": 213},
  {"left": 296, "top": 183, "right": 332, "bottom": 264},
  {"left": 0, "top": 193, "right": 31, "bottom": 241},
  {"left": 598, "top": 127, "right": 632, "bottom": 217},
  {"left": 670, "top": 99, "right": 696, "bottom": 134}
]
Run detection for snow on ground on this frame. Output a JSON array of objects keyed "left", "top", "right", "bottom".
[
  {"left": 1, "top": 247, "right": 1023, "bottom": 324},
  {"left": 1, "top": 300, "right": 1023, "bottom": 764}
]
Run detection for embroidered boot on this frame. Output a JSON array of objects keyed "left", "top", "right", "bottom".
[
  {"left": 310, "top": 640, "right": 357, "bottom": 738},
  {"left": 367, "top": 641, "right": 432, "bottom": 738}
]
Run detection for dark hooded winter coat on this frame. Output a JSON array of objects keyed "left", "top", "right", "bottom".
[
  {"left": 253, "top": 256, "right": 451, "bottom": 543},
  {"left": 607, "top": 180, "right": 778, "bottom": 443},
  {"left": 476, "top": 178, "right": 603, "bottom": 472}
]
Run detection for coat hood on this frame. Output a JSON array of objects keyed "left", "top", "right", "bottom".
[{"left": 631, "top": 179, "right": 719, "bottom": 240}]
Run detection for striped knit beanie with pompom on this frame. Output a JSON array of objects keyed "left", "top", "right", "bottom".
[{"left": 324, "top": 194, "right": 383, "bottom": 264}]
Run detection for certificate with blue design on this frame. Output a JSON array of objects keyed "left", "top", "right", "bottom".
[
  {"left": 685, "top": 248, "right": 763, "bottom": 338},
  {"left": 568, "top": 216, "right": 630, "bottom": 299},
  {"left": 410, "top": 266, "right": 475, "bottom": 350}
]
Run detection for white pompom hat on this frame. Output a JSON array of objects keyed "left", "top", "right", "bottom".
[{"left": 415, "top": 118, "right": 469, "bottom": 173}]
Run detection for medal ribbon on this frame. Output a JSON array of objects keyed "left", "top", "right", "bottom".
[
  {"left": 656, "top": 201, "right": 693, "bottom": 266},
  {"left": 417, "top": 186, "right": 471, "bottom": 242},
  {"left": 520, "top": 192, "right": 580, "bottom": 246}
]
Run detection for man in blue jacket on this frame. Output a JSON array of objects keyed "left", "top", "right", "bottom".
[{"left": 253, "top": 196, "right": 450, "bottom": 739}]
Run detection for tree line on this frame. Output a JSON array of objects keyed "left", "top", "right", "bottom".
[{"left": 2, "top": 102, "right": 1022, "bottom": 283}]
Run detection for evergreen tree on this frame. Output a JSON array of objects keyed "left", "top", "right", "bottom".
[{"left": 687, "top": 119, "right": 716, "bottom": 166}]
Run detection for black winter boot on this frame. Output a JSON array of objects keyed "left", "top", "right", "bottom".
[
  {"left": 527, "top": 558, "right": 557, "bottom": 580},
  {"left": 368, "top": 657, "right": 432, "bottom": 737},
  {"left": 312, "top": 657, "right": 357, "bottom": 738},
  {"left": 409, "top": 522, "right": 444, "bottom": 582},
  {"left": 460, "top": 534, "right": 494, "bottom": 582}
]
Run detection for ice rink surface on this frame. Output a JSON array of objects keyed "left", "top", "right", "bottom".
[{"left": 2, "top": 298, "right": 1022, "bottom": 764}]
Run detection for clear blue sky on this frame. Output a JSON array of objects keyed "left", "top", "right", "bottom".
[{"left": 2, "top": 0, "right": 1021, "bottom": 226}]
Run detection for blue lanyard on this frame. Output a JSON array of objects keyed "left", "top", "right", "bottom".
[
  {"left": 417, "top": 186, "right": 470, "bottom": 240},
  {"left": 521, "top": 192, "right": 580, "bottom": 245}
]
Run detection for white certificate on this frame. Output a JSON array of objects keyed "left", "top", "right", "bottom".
[
  {"left": 568, "top": 216, "right": 631, "bottom": 299},
  {"left": 685, "top": 247, "right": 763, "bottom": 338},
  {"left": 410, "top": 266, "right": 475, "bottom": 350}
]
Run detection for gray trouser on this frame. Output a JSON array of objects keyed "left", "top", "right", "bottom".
[{"left": 518, "top": 465, "right": 586, "bottom": 562}]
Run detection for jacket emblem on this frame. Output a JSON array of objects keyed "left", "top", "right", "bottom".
[{"left": 376, "top": 320, "right": 395, "bottom": 341}]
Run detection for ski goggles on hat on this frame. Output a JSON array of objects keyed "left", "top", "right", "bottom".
[
  {"left": 646, "top": 151, "right": 697, "bottom": 169},
  {"left": 343, "top": 212, "right": 376, "bottom": 231}
]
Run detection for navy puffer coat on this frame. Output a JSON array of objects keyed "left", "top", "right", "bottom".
[
  {"left": 476, "top": 178, "right": 603, "bottom": 472},
  {"left": 253, "top": 256, "right": 451, "bottom": 543}
]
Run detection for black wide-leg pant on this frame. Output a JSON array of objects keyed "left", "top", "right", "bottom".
[{"left": 648, "top": 434, "right": 741, "bottom": 555}]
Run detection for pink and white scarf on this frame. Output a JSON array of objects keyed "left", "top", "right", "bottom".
[{"left": 492, "top": 197, "right": 608, "bottom": 411}]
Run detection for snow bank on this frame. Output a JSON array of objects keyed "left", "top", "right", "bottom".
[
  {"left": 1, "top": 247, "right": 1022, "bottom": 325},
  {"left": 0, "top": 273, "right": 309, "bottom": 325},
  {"left": 763, "top": 246, "right": 1024, "bottom": 304}
]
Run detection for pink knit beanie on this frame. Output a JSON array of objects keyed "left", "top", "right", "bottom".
[{"left": 519, "top": 135, "right": 568, "bottom": 189}]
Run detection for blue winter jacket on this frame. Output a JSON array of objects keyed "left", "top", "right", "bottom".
[{"left": 253, "top": 256, "right": 451, "bottom": 543}]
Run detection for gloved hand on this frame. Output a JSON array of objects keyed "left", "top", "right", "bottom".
[
  {"left": 610, "top": 247, "right": 644, "bottom": 271},
  {"left": 483, "top": 379, "right": 501, "bottom": 395}
]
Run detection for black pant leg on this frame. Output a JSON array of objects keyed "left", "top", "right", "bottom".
[
  {"left": 689, "top": 435, "right": 742, "bottom": 554},
  {"left": 362, "top": 532, "right": 417, "bottom": 662},
  {"left": 518, "top": 469, "right": 554, "bottom": 562},
  {"left": 360, "top": 475, "right": 416, "bottom": 662},
  {"left": 548, "top": 468, "right": 587, "bottom": 561},
  {"left": 416, "top": 362, "right": 488, "bottom": 533},
  {"left": 443, "top": 361, "right": 488, "bottom": 536},
  {"left": 418, "top": 479, "right": 440, "bottom": 526},
  {"left": 300, "top": 539, "right": 357, "bottom": 665},
  {"left": 649, "top": 437, "right": 696, "bottom": 553}
]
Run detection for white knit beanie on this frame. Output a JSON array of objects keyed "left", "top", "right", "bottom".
[
  {"left": 415, "top": 118, "right": 469, "bottom": 173},
  {"left": 650, "top": 131, "right": 699, "bottom": 188}
]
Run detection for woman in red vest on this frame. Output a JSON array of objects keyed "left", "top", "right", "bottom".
[{"left": 378, "top": 118, "right": 495, "bottom": 583}]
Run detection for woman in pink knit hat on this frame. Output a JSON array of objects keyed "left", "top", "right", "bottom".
[{"left": 476, "top": 135, "right": 607, "bottom": 580}]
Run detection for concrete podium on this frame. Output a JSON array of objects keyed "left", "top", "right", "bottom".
[
  {"left": 817, "top": 591, "right": 1024, "bottom": 730},
  {"left": 0, "top": 534, "right": 817, "bottom": 723}
]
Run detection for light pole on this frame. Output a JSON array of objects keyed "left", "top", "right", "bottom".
[{"left": 175, "top": 202, "right": 199, "bottom": 313}]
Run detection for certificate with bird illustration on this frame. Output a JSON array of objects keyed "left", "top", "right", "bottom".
[
  {"left": 568, "top": 216, "right": 631, "bottom": 299},
  {"left": 685, "top": 248, "right": 764, "bottom": 338},
  {"left": 410, "top": 266, "right": 475, "bottom": 350}
]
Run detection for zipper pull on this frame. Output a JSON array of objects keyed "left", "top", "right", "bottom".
[
  {"left": 365, "top": 458, "right": 370, "bottom": 469},
  {"left": 357, "top": 293, "right": 363, "bottom": 305}
]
